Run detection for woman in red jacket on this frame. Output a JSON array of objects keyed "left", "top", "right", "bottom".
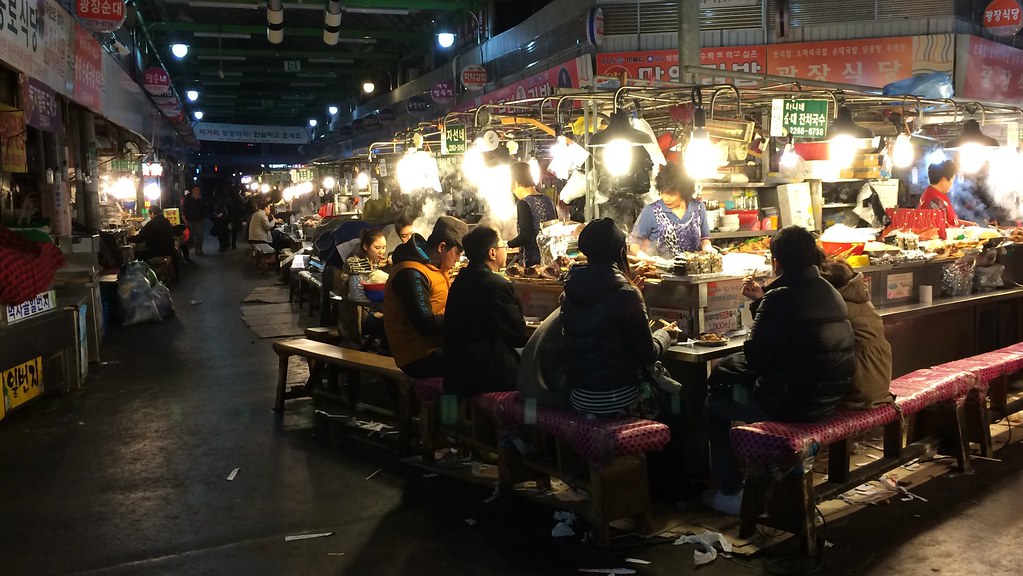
[{"left": 918, "top": 160, "right": 976, "bottom": 227}]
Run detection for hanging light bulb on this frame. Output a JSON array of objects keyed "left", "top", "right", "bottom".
[
  {"left": 528, "top": 157, "right": 541, "bottom": 185},
  {"left": 780, "top": 143, "right": 801, "bottom": 169},
  {"left": 260, "top": 183, "right": 270, "bottom": 193},
  {"left": 826, "top": 106, "right": 874, "bottom": 170},
  {"left": 945, "top": 119, "right": 999, "bottom": 175},
  {"left": 322, "top": 176, "right": 335, "bottom": 190},
  {"left": 356, "top": 171, "right": 370, "bottom": 190},
  {"left": 587, "top": 111, "right": 649, "bottom": 178},
  {"left": 682, "top": 90, "right": 723, "bottom": 180},
  {"left": 603, "top": 140, "right": 634, "bottom": 177},
  {"left": 892, "top": 133, "right": 915, "bottom": 169}
]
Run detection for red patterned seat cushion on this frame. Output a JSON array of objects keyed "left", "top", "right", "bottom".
[
  {"left": 496, "top": 395, "right": 670, "bottom": 464},
  {"left": 730, "top": 369, "right": 976, "bottom": 465},
  {"left": 411, "top": 377, "right": 445, "bottom": 403},
  {"left": 471, "top": 391, "right": 519, "bottom": 424}
]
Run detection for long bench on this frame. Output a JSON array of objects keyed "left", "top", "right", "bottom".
[
  {"left": 729, "top": 368, "right": 977, "bottom": 554},
  {"left": 272, "top": 338, "right": 415, "bottom": 455},
  {"left": 492, "top": 392, "right": 672, "bottom": 547},
  {"left": 251, "top": 242, "right": 276, "bottom": 273}
]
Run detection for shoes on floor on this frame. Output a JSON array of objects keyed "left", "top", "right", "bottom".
[{"left": 701, "top": 489, "right": 743, "bottom": 516}]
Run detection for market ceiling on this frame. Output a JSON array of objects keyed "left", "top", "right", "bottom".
[{"left": 138, "top": 0, "right": 484, "bottom": 126}]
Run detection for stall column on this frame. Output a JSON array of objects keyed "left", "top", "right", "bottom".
[
  {"left": 43, "top": 109, "right": 71, "bottom": 239},
  {"left": 75, "top": 107, "right": 101, "bottom": 229},
  {"left": 677, "top": 0, "right": 700, "bottom": 84}
]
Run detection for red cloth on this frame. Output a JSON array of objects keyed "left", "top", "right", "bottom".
[
  {"left": 0, "top": 226, "right": 65, "bottom": 305},
  {"left": 918, "top": 185, "right": 960, "bottom": 227}
]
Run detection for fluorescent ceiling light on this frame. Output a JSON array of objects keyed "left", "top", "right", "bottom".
[
  {"left": 337, "top": 37, "right": 376, "bottom": 44},
  {"left": 200, "top": 70, "right": 242, "bottom": 76},
  {"left": 345, "top": 7, "right": 409, "bottom": 15},
  {"left": 205, "top": 94, "right": 239, "bottom": 98},
  {"left": 292, "top": 82, "right": 326, "bottom": 87},
  {"left": 203, "top": 81, "right": 241, "bottom": 86},
  {"left": 197, "top": 55, "right": 246, "bottom": 61},
  {"left": 187, "top": 1, "right": 257, "bottom": 9},
  {"left": 193, "top": 31, "right": 252, "bottom": 39},
  {"left": 308, "top": 58, "right": 353, "bottom": 64},
  {"left": 282, "top": 95, "right": 314, "bottom": 100},
  {"left": 297, "top": 72, "right": 336, "bottom": 78}
]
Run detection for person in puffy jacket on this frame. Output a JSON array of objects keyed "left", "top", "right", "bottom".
[
  {"left": 561, "top": 218, "right": 677, "bottom": 415},
  {"left": 703, "top": 225, "right": 856, "bottom": 516}
]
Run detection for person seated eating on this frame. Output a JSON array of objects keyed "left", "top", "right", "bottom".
[
  {"left": 629, "top": 162, "right": 714, "bottom": 258},
  {"left": 130, "top": 205, "right": 176, "bottom": 262},
  {"left": 443, "top": 226, "right": 527, "bottom": 396},
  {"left": 702, "top": 226, "right": 856, "bottom": 515},
  {"left": 383, "top": 216, "right": 468, "bottom": 378},
  {"left": 561, "top": 218, "right": 678, "bottom": 416}
]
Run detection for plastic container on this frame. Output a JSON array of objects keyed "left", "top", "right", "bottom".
[
  {"left": 821, "top": 241, "right": 866, "bottom": 257},
  {"left": 726, "top": 209, "right": 759, "bottom": 231},
  {"left": 361, "top": 282, "right": 386, "bottom": 302}
]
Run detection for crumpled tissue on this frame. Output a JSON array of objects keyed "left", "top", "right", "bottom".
[
  {"left": 673, "top": 530, "right": 732, "bottom": 566},
  {"left": 552, "top": 510, "right": 577, "bottom": 537}
]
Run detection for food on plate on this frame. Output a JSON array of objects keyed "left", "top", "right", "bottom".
[
  {"left": 367, "top": 269, "right": 389, "bottom": 284},
  {"left": 505, "top": 264, "right": 524, "bottom": 277},
  {"left": 673, "top": 251, "right": 723, "bottom": 275},
  {"left": 698, "top": 332, "right": 728, "bottom": 342}
]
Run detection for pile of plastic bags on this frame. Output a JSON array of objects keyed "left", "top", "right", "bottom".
[{"left": 117, "top": 261, "right": 175, "bottom": 326}]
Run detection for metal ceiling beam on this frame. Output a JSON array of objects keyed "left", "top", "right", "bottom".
[
  {"left": 188, "top": 47, "right": 398, "bottom": 60},
  {"left": 175, "top": 65, "right": 378, "bottom": 75},
  {"left": 151, "top": 22, "right": 418, "bottom": 41}
]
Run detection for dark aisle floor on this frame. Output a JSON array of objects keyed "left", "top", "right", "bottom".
[{"left": 1, "top": 239, "right": 1022, "bottom": 576}]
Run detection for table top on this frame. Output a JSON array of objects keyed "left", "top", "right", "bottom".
[{"left": 665, "top": 337, "right": 744, "bottom": 363}]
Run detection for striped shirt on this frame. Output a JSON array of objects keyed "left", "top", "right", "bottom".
[{"left": 569, "top": 386, "right": 638, "bottom": 416}]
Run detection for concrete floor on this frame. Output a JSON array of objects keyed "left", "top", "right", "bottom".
[{"left": 1, "top": 239, "right": 1022, "bottom": 576}]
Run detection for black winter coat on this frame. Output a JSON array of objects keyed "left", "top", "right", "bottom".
[
  {"left": 443, "top": 263, "right": 528, "bottom": 396},
  {"left": 745, "top": 266, "right": 856, "bottom": 421},
  {"left": 560, "top": 264, "right": 671, "bottom": 396}
]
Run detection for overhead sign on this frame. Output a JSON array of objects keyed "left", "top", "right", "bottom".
[
  {"left": 586, "top": 7, "right": 604, "bottom": 47},
  {"left": 983, "top": 0, "right": 1023, "bottom": 37},
  {"left": 460, "top": 64, "right": 488, "bottom": 91},
  {"left": 431, "top": 81, "right": 455, "bottom": 104},
  {"left": 467, "top": 55, "right": 594, "bottom": 112},
  {"left": 143, "top": 67, "right": 170, "bottom": 96},
  {"left": 109, "top": 158, "right": 139, "bottom": 172},
  {"left": 193, "top": 122, "right": 310, "bottom": 144},
  {"left": 73, "top": 24, "right": 103, "bottom": 112},
  {"left": 2, "top": 356, "right": 43, "bottom": 412},
  {"left": 284, "top": 60, "right": 301, "bottom": 72},
  {"left": 20, "top": 75, "right": 59, "bottom": 132},
  {"left": 771, "top": 99, "right": 829, "bottom": 139},
  {"left": 442, "top": 123, "right": 467, "bottom": 155},
  {"left": 77, "top": 0, "right": 127, "bottom": 33},
  {"left": 406, "top": 96, "right": 430, "bottom": 114},
  {"left": 597, "top": 47, "right": 766, "bottom": 87},
  {"left": 961, "top": 35, "right": 1023, "bottom": 105}
]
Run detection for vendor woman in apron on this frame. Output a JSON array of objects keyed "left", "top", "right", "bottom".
[{"left": 629, "top": 162, "right": 714, "bottom": 257}]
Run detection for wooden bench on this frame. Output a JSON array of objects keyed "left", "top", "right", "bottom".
[
  {"left": 408, "top": 377, "right": 511, "bottom": 463},
  {"left": 492, "top": 393, "right": 671, "bottom": 547},
  {"left": 272, "top": 338, "right": 415, "bottom": 455},
  {"left": 251, "top": 243, "right": 276, "bottom": 273},
  {"left": 296, "top": 270, "right": 323, "bottom": 317},
  {"left": 729, "top": 368, "right": 977, "bottom": 554}
]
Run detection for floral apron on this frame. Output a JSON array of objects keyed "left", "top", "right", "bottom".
[{"left": 653, "top": 201, "right": 703, "bottom": 256}]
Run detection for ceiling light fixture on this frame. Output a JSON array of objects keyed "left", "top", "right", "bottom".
[
  {"left": 197, "top": 55, "right": 246, "bottom": 61},
  {"left": 200, "top": 70, "right": 242, "bottom": 76},
  {"left": 437, "top": 32, "right": 455, "bottom": 48},
  {"left": 345, "top": 7, "right": 409, "bottom": 15},
  {"left": 186, "top": 90, "right": 200, "bottom": 101},
  {"left": 171, "top": 43, "right": 189, "bottom": 58},
  {"left": 308, "top": 58, "right": 354, "bottom": 64},
  {"left": 308, "top": 119, "right": 318, "bottom": 127},
  {"left": 194, "top": 111, "right": 205, "bottom": 120},
  {"left": 328, "top": 105, "right": 338, "bottom": 115},
  {"left": 193, "top": 31, "right": 252, "bottom": 39},
  {"left": 323, "top": 0, "right": 342, "bottom": 46},
  {"left": 362, "top": 81, "right": 375, "bottom": 94},
  {"left": 187, "top": 1, "right": 258, "bottom": 9}
]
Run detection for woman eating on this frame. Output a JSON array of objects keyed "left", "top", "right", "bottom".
[{"left": 629, "top": 162, "right": 713, "bottom": 257}]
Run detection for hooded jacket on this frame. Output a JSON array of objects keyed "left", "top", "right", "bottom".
[
  {"left": 835, "top": 273, "right": 894, "bottom": 408},
  {"left": 383, "top": 235, "right": 450, "bottom": 369},
  {"left": 745, "top": 266, "right": 856, "bottom": 421},
  {"left": 560, "top": 263, "right": 671, "bottom": 413}
]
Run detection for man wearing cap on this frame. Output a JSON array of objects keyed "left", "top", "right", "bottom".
[{"left": 384, "top": 215, "right": 469, "bottom": 377}]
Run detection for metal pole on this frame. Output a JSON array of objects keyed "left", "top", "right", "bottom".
[
  {"left": 678, "top": 0, "right": 700, "bottom": 84},
  {"left": 78, "top": 108, "right": 102, "bottom": 229}
]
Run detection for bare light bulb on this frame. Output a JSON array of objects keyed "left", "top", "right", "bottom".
[
  {"left": 892, "top": 133, "right": 915, "bottom": 169},
  {"left": 684, "top": 129, "right": 720, "bottom": 180}
]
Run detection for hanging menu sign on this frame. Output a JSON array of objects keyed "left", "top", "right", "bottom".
[
  {"left": 73, "top": 23, "right": 103, "bottom": 112},
  {"left": 771, "top": 98, "right": 829, "bottom": 139},
  {"left": 19, "top": 75, "right": 58, "bottom": 131},
  {"left": 76, "top": 0, "right": 126, "bottom": 33},
  {"left": 442, "top": 123, "right": 467, "bottom": 155}
]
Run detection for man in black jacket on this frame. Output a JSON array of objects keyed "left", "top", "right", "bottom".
[
  {"left": 130, "top": 206, "right": 175, "bottom": 260},
  {"left": 703, "top": 225, "right": 856, "bottom": 515},
  {"left": 182, "top": 185, "right": 206, "bottom": 255},
  {"left": 443, "top": 226, "right": 527, "bottom": 396}
]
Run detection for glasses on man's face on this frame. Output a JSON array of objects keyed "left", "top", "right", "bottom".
[{"left": 496, "top": 240, "right": 509, "bottom": 249}]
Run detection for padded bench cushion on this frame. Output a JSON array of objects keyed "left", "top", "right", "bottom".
[
  {"left": 496, "top": 394, "right": 670, "bottom": 464},
  {"left": 730, "top": 368, "right": 977, "bottom": 466},
  {"left": 411, "top": 377, "right": 446, "bottom": 403},
  {"left": 253, "top": 243, "right": 275, "bottom": 255},
  {"left": 932, "top": 351, "right": 1023, "bottom": 388}
]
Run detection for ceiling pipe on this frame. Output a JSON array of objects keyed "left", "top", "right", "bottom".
[
  {"left": 267, "top": 0, "right": 283, "bottom": 44},
  {"left": 323, "top": 0, "right": 341, "bottom": 45}
]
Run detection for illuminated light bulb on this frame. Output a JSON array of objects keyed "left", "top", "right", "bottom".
[
  {"left": 477, "top": 164, "right": 516, "bottom": 222},
  {"left": 892, "top": 133, "right": 915, "bottom": 169},
  {"left": 249, "top": 182, "right": 259, "bottom": 191},
  {"left": 780, "top": 143, "right": 801, "bottom": 169},
  {"left": 602, "top": 139, "right": 634, "bottom": 177},
  {"left": 328, "top": 105, "right": 338, "bottom": 116},
  {"left": 260, "top": 183, "right": 270, "bottom": 193},
  {"left": 528, "top": 157, "right": 541, "bottom": 186},
  {"left": 143, "top": 182, "right": 161, "bottom": 201},
  {"left": 437, "top": 32, "right": 455, "bottom": 48},
  {"left": 171, "top": 44, "right": 188, "bottom": 58},
  {"left": 356, "top": 171, "right": 370, "bottom": 190},
  {"left": 684, "top": 129, "right": 720, "bottom": 180},
  {"left": 957, "top": 142, "right": 989, "bottom": 175},
  {"left": 828, "top": 134, "right": 858, "bottom": 170},
  {"left": 506, "top": 140, "right": 519, "bottom": 156},
  {"left": 322, "top": 177, "right": 335, "bottom": 190},
  {"left": 397, "top": 151, "right": 442, "bottom": 194},
  {"left": 462, "top": 145, "right": 486, "bottom": 186}
]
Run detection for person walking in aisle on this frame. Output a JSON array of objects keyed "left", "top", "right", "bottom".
[{"left": 182, "top": 185, "right": 207, "bottom": 256}]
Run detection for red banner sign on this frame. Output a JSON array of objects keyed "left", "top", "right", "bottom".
[
  {"left": 431, "top": 81, "right": 455, "bottom": 104},
  {"left": 76, "top": 0, "right": 126, "bottom": 33},
  {"left": 962, "top": 35, "right": 1023, "bottom": 105},
  {"left": 468, "top": 55, "right": 594, "bottom": 112},
  {"left": 983, "top": 0, "right": 1023, "bottom": 37},
  {"left": 766, "top": 37, "right": 914, "bottom": 87},
  {"left": 72, "top": 24, "right": 102, "bottom": 112},
  {"left": 143, "top": 67, "right": 170, "bottom": 96},
  {"left": 596, "top": 47, "right": 765, "bottom": 87}
]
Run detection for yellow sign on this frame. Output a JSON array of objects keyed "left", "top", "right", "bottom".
[
  {"left": 163, "top": 208, "right": 181, "bottom": 225},
  {"left": 3, "top": 356, "right": 43, "bottom": 411},
  {"left": 0, "top": 109, "right": 28, "bottom": 173}
]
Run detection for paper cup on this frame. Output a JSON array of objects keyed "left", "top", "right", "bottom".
[{"left": 919, "top": 285, "right": 933, "bottom": 304}]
